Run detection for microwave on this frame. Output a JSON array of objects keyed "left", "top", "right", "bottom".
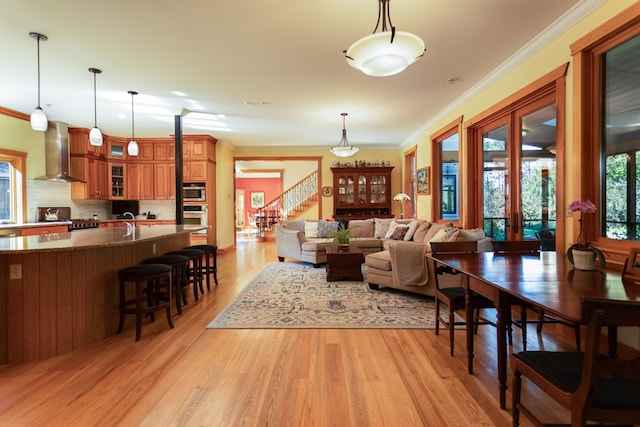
[{"left": 183, "top": 183, "right": 206, "bottom": 201}]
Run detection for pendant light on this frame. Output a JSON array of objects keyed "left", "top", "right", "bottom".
[
  {"left": 127, "top": 90, "right": 139, "bottom": 156},
  {"left": 29, "top": 32, "right": 48, "bottom": 131},
  {"left": 344, "top": 0, "right": 425, "bottom": 77},
  {"left": 88, "top": 68, "right": 103, "bottom": 146},
  {"left": 330, "top": 113, "right": 359, "bottom": 158}
]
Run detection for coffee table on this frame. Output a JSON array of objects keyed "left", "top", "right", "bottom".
[{"left": 325, "top": 244, "right": 364, "bottom": 281}]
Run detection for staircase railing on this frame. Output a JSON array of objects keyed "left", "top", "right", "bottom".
[{"left": 255, "top": 170, "right": 318, "bottom": 234}]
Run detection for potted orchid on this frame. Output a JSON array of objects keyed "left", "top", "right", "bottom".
[{"left": 566, "top": 199, "right": 606, "bottom": 270}]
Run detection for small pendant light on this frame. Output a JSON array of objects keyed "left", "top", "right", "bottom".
[
  {"left": 330, "top": 113, "right": 359, "bottom": 157},
  {"left": 29, "top": 32, "right": 48, "bottom": 132},
  {"left": 127, "top": 90, "right": 139, "bottom": 156},
  {"left": 88, "top": 68, "right": 103, "bottom": 146}
]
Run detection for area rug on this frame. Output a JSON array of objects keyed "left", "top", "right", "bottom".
[{"left": 207, "top": 262, "right": 452, "bottom": 329}]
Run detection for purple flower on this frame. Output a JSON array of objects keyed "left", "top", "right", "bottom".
[{"left": 569, "top": 199, "right": 596, "bottom": 214}]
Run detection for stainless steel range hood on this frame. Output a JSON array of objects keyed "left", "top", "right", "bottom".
[{"left": 35, "top": 121, "right": 86, "bottom": 183}]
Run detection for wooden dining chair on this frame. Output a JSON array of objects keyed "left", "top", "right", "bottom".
[
  {"left": 512, "top": 297, "right": 640, "bottom": 427},
  {"left": 431, "top": 241, "right": 497, "bottom": 356},
  {"left": 492, "top": 239, "right": 580, "bottom": 350}
]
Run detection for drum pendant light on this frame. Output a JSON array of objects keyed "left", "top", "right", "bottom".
[
  {"left": 29, "top": 32, "right": 48, "bottom": 131},
  {"left": 88, "top": 68, "right": 103, "bottom": 146},
  {"left": 127, "top": 90, "right": 139, "bottom": 156}
]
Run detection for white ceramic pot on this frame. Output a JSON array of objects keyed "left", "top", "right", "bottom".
[{"left": 571, "top": 249, "right": 596, "bottom": 270}]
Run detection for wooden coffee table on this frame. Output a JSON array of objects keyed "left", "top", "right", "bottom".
[{"left": 325, "top": 244, "right": 364, "bottom": 281}]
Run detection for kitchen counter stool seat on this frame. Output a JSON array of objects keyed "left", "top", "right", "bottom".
[
  {"left": 186, "top": 244, "right": 218, "bottom": 290},
  {"left": 142, "top": 255, "right": 190, "bottom": 314},
  {"left": 165, "top": 249, "right": 205, "bottom": 301},
  {"left": 117, "top": 263, "right": 173, "bottom": 341}
]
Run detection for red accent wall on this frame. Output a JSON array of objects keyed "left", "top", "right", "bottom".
[{"left": 236, "top": 177, "right": 282, "bottom": 216}]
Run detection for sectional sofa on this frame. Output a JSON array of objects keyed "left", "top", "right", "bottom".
[{"left": 275, "top": 217, "right": 492, "bottom": 297}]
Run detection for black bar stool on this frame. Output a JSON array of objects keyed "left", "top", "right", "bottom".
[
  {"left": 117, "top": 263, "right": 174, "bottom": 341},
  {"left": 186, "top": 244, "right": 218, "bottom": 290},
  {"left": 142, "top": 255, "right": 189, "bottom": 314},
  {"left": 165, "top": 248, "right": 205, "bottom": 301}
]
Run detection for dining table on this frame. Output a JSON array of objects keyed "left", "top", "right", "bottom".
[{"left": 428, "top": 250, "right": 638, "bottom": 410}]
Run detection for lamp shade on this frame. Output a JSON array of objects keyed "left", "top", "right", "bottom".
[
  {"left": 89, "top": 127, "right": 103, "bottom": 146},
  {"left": 30, "top": 107, "right": 48, "bottom": 131},
  {"left": 127, "top": 140, "right": 139, "bottom": 156},
  {"left": 346, "top": 31, "right": 425, "bottom": 77},
  {"left": 330, "top": 145, "right": 359, "bottom": 158}
]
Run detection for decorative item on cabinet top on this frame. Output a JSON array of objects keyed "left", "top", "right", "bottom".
[{"left": 331, "top": 160, "right": 391, "bottom": 167}]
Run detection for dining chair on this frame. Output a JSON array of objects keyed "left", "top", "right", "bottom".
[
  {"left": 431, "top": 240, "right": 497, "bottom": 356},
  {"left": 512, "top": 297, "right": 640, "bottom": 427},
  {"left": 492, "top": 239, "right": 580, "bottom": 351}
]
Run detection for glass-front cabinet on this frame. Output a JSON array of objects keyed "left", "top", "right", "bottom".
[
  {"left": 109, "top": 163, "right": 126, "bottom": 199},
  {"left": 331, "top": 166, "right": 393, "bottom": 219}
]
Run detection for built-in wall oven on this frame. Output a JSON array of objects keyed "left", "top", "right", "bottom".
[
  {"left": 183, "top": 182, "right": 206, "bottom": 202},
  {"left": 183, "top": 204, "right": 208, "bottom": 234}
]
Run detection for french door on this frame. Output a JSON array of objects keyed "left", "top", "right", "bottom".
[{"left": 479, "top": 97, "right": 557, "bottom": 243}]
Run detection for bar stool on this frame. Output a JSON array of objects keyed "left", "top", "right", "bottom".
[
  {"left": 142, "top": 254, "right": 189, "bottom": 314},
  {"left": 186, "top": 244, "right": 218, "bottom": 290},
  {"left": 165, "top": 248, "right": 205, "bottom": 301},
  {"left": 117, "top": 263, "right": 174, "bottom": 341}
]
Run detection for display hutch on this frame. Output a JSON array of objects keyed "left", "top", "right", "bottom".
[{"left": 331, "top": 166, "right": 393, "bottom": 219}]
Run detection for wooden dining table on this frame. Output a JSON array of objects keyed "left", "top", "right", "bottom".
[{"left": 428, "top": 251, "right": 638, "bottom": 410}]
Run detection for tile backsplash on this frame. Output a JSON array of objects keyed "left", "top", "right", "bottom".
[{"left": 27, "top": 180, "right": 177, "bottom": 222}]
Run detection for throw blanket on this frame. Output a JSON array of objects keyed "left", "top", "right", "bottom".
[{"left": 390, "top": 241, "right": 429, "bottom": 287}]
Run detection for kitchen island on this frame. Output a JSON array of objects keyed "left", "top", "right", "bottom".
[{"left": 0, "top": 225, "right": 202, "bottom": 365}]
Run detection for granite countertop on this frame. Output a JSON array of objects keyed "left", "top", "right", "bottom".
[
  {"left": 0, "top": 225, "right": 204, "bottom": 254},
  {"left": 0, "top": 221, "right": 71, "bottom": 230}
]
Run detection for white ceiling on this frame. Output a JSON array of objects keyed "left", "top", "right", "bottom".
[{"left": 1, "top": 0, "right": 593, "bottom": 152}]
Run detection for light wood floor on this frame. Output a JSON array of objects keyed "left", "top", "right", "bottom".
[{"left": 0, "top": 238, "right": 583, "bottom": 426}]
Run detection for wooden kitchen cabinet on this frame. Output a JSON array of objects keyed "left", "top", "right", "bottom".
[
  {"left": 108, "top": 162, "right": 126, "bottom": 199},
  {"left": 137, "top": 142, "right": 154, "bottom": 161},
  {"left": 127, "top": 163, "right": 154, "bottom": 200},
  {"left": 331, "top": 166, "right": 393, "bottom": 219},
  {"left": 154, "top": 141, "right": 175, "bottom": 161},
  {"left": 107, "top": 137, "right": 128, "bottom": 160},
  {"left": 68, "top": 127, "right": 107, "bottom": 159},
  {"left": 184, "top": 161, "right": 207, "bottom": 182},
  {"left": 154, "top": 163, "right": 176, "bottom": 199},
  {"left": 21, "top": 224, "right": 69, "bottom": 236},
  {"left": 70, "top": 156, "right": 109, "bottom": 200}
]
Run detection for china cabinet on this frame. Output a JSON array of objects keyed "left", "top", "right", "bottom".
[{"left": 331, "top": 166, "right": 393, "bottom": 219}]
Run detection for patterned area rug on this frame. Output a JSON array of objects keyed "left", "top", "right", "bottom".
[{"left": 207, "top": 262, "right": 446, "bottom": 329}]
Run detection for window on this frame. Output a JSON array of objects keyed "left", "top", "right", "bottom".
[
  {"left": 571, "top": 5, "right": 640, "bottom": 255},
  {"left": 404, "top": 147, "right": 417, "bottom": 218},
  {"left": 602, "top": 34, "right": 640, "bottom": 241},
  {"left": 431, "top": 117, "right": 463, "bottom": 224},
  {"left": 0, "top": 149, "right": 27, "bottom": 223},
  {"left": 0, "top": 161, "right": 10, "bottom": 220}
]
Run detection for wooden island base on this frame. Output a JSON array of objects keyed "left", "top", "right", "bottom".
[{"left": 0, "top": 226, "right": 195, "bottom": 365}]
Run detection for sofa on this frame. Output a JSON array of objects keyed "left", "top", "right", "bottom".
[
  {"left": 365, "top": 222, "right": 493, "bottom": 297},
  {"left": 275, "top": 218, "right": 408, "bottom": 267}
]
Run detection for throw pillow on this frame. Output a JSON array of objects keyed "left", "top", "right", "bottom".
[
  {"left": 347, "top": 219, "right": 374, "bottom": 238},
  {"left": 412, "top": 221, "right": 432, "bottom": 242},
  {"left": 457, "top": 228, "right": 486, "bottom": 242},
  {"left": 317, "top": 220, "right": 339, "bottom": 238},
  {"left": 422, "top": 222, "right": 454, "bottom": 243},
  {"left": 304, "top": 220, "right": 319, "bottom": 238},
  {"left": 374, "top": 218, "right": 395, "bottom": 238},
  {"left": 403, "top": 220, "right": 421, "bottom": 241},
  {"left": 384, "top": 220, "right": 400, "bottom": 238},
  {"left": 389, "top": 225, "right": 409, "bottom": 240},
  {"left": 428, "top": 227, "right": 460, "bottom": 243}
]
